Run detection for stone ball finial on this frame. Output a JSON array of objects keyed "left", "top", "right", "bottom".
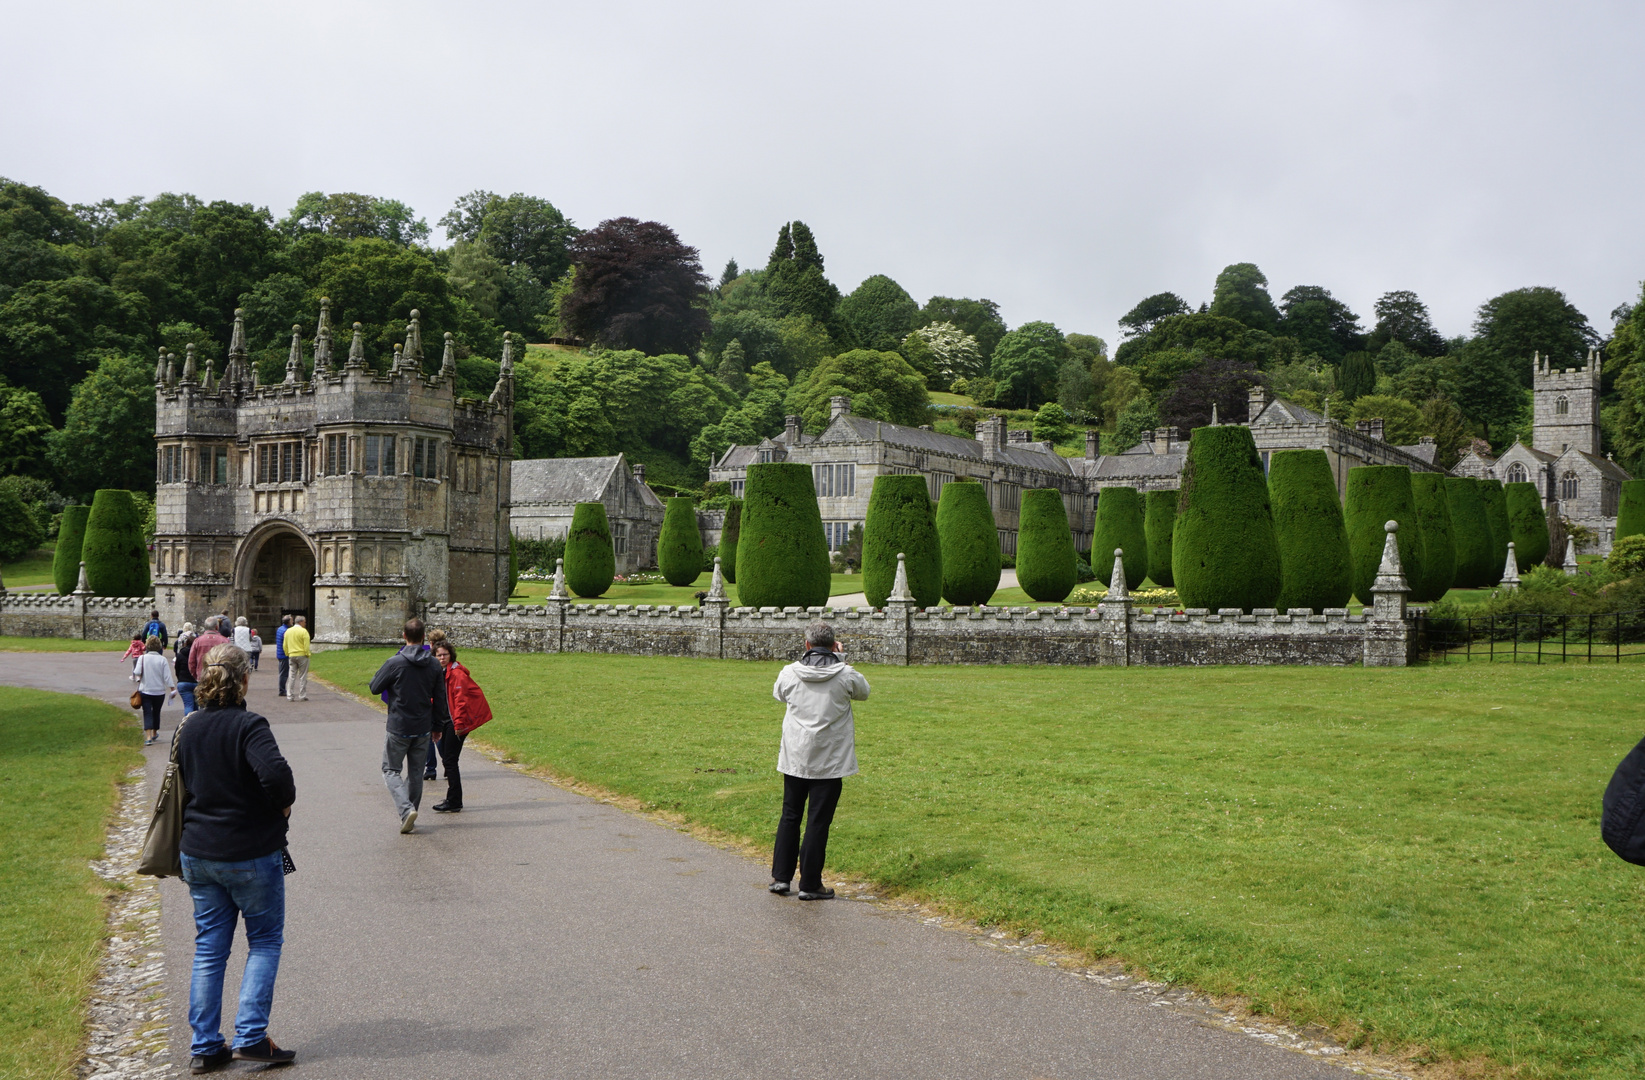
[
  {"left": 353, "top": 321, "right": 363, "bottom": 331},
  {"left": 410, "top": 308, "right": 420, "bottom": 320},
  {"left": 234, "top": 307, "right": 244, "bottom": 318},
  {"left": 444, "top": 331, "right": 454, "bottom": 341},
  {"left": 1384, "top": 520, "right": 1398, "bottom": 533},
  {"left": 292, "top": 323, "right": 302, "bottom": 333},
  {"left": 1114, "top": 547, "right": 1123, "bottom": 558},
  {"left": 321, "top": 295, "right": 330, "bottom": 305}
]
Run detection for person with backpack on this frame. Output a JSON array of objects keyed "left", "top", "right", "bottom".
[
  {"left": 430, "top": 640, "right": 492, "bottom": 814},
  {"left": 173, "top": 622, "right": 198, "bottom": 715},
  {"left": 141, "top": 610, "right": 168, "bottom": 650}
]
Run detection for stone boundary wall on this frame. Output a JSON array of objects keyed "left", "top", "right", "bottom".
[{"left": 0, "top": 593, "right": 156, "bottom": 641}]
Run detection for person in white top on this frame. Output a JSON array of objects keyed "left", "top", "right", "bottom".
[
  {"left": 233, "top": 617, "right": 254, "bottom": 653},
  {"left": 131, "top": 636, "right": 178, "bottom": 745},
  {"left": 768, "top": 621, "right": 870, "bottom": 901}
]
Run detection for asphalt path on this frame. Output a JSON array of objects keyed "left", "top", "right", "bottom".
[{"left": 6, "top": 650, "right": 1355, "bottom": 1080}]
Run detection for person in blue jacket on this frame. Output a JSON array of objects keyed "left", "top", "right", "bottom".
[{"left": 273, "top": 615, "right": 292, "bottom": 699}]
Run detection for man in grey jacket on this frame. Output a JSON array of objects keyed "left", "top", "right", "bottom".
[
  {"left": 769, "top": 621, "right": 870, "bottom": 900},
  {"left": 368, "top": 618, "right": 450, "bottom": 834}
]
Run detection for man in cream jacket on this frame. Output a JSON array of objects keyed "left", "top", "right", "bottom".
[{"left": 769, "top": 621, "right": 870, "bottom": 901}]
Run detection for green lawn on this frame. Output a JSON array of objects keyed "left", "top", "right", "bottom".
[
  {"left": 0, "top": 637, "right": 132, "bottom": 653},
  {"left": 510, "top": 571, "right": 868, "bottom": 606},
  {"left": 311, "top": 651, "right": 1645, "bottom": 1078},
  {"left": 0, "top": 689, "right": 142, "bottom": 1079},
  {"left": 929, "top": 391, "right": 976, "bottom": 407},
  {"left": 1, "top": 544, "right": 56, "bottom": 587}
]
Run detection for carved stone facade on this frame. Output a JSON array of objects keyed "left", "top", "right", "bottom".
[{"left": 150, "top": 304, "right": 514, "bottom": 647}]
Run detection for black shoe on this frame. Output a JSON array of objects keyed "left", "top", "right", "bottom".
[
  {"left": 432, "top": 800, "right": 461, "bottom": 813},
  {"left": 797, "top": 887, "right": 835, "bottom": 901},
  {"left": 190, "top": 1047, "right": 233, "bottom": 1074},
  {"left": 768, "top": 880, "right": 791, "bottom": 895},
  {"left": 424, "top": 773, "right": 438, "bottom": 781},
  {"left": 234, "top": 1036, "right": 296, "bottom": 1065}
]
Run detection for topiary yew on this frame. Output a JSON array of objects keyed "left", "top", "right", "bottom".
[
  {"left": 1144, "top": 489, "right": 1176, "bottom": 588},
  {"left": 720, "top": 498, "right": 742, "bottom": 584},
  {"left": 1445, "top": 476, "right": 1495, "bottom": 588},
  {"left": 1479, "top": 479, "right": 1511, "bottom": 582},
  {"left": 53, "top": 503, "right": 90, "bottom": 595},
  {"left": 657, "top": 497, "right": 704, "bottom": 586},
  {"left": 1344, "top": 466, "right": 1421, "bottom": 605},
  {"left": 82, "top": 489, "right": 148, "bottom": 597},
  {"left": 1171, "top": 425, "right": 1282, "bottom": 612},
  {"left": 1504, "top": 481, "right": 1550, "bottom": 571},
  {"left": 1093, "top": 486, "right": 1147, "bottom": 590},
  {"left": 936, "top": 479, "right": 1000, "bottom": 605},
  {"left": 1408, "top": 472, "right": 1457, "bottom": 602},
  {"left": 1616, "top": 479, "right": 1645, "bottom": 541},
  {"left": 564, "top": 501, "right": 616, "bottom": 598},
  {"left": 736, "top": 462, "right": 831, "bottom": 609},
  {"left": 1268, "top": 450, "right": 1351, "bottom": 612},
  {"left": 1016, "top": 489, "right": 1077, "bottom": 602},
  {"left": 863, "top": 474, "right": 942, "bottom": 607}
]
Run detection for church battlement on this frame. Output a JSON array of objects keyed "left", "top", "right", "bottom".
[{"left": 1532, "top": 348, "right": 1601, "bottom": 457}]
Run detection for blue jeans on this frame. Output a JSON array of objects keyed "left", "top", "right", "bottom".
[
  {"left": 177, "top": 682, "right": 197, "bottom": 715},
  {"left": 180, "top": 851, "right": 286, "bottom": 1055}
]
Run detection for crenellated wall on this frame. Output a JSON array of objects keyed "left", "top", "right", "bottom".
[{"left": 0, "top": 593, "right": 157, "bottom": 641}]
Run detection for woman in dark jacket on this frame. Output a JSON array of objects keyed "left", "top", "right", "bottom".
[{"left": 176, "top": 642, "right": 297, "bottom": 1073}]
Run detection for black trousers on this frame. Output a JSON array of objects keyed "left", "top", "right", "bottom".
[
  {"left": 771, "top": 774, "right": 843, "bottom": 892},
  {"left": 139, "top": 693, "right": 164, "bottom": 732},
  {"left": 436, "top": 727, "right": 467, "bottom": 806}
]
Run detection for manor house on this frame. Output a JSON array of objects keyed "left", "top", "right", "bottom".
[
  {"left": 509, "top": 455, "right": 665, "bottom": 573},
  {"left": 151, "top": 303, "right": 515, "bottom": 647}
]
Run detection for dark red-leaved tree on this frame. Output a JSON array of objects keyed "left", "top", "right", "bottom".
[
  {"left": 1158, "top": 358, "right": 1266, "bottom": 431},
  {"left": 559, "top": 218, "right": 711, "bottom": 355}
]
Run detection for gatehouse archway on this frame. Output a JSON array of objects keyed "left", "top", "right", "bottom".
[{"left": 234, "top": 522, "right": 317, "bottom": 646}]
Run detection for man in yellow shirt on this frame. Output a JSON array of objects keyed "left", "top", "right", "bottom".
[{"left": 283, "top": 616, "right": 312, "bottom": 701}]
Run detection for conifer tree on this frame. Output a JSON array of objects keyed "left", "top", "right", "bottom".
[
  {"left": 1171, "top": 426, "right": 1282, "bottom": 612},
  {"left": 564, "top": 502, "right": 616, "bottom": 598},
  {"left": 935, "top": 479, "right": 1000, "bottom": 605},
  {"left": 736, "top": 462, "right": 831, "bottom": 609},
  {"left": 716, "top": 339, "right": 747, "bottom": 392},
  {"left": 53, "top": 503, "right": 90, "bottom": 595},
  {"left": 657, "top": 497, "right": 704, "bottom": 587},
  {"left": 1618, "top": 480, "right": 1645, "bottom": 542},
  {"left": 1479, "top": 479, "right": 1511, "bottom": 581},
  {"left": 1343, "top": 466, "right": 1421, "bottom": 605},
  {"left": 862, "top": 474, "right": 942, "bottom": 607},
  {"left": 764, "top": 221, "right": 840, "bottom": 325},
  {"left": 1092, "top": 486, "right": 1148, "bottom": 590},
  {"left": 720, "top": 498, "right": 742, "bottom": 584},
  {"left": 1408, "top": 473, "right": 1457, "bottom": 602},
  {"left": 1268, "top": 450, "right": 1352, "bottom": 612},
  {"left": 1143, "top": 489, "right": 1176, "bottom": 588},
  {"left": 81, "top": 489, "right": 148, "bottom": 596},
  {"left": 1445, "top": 476, "right": 1496, "bottom": 588},
  {"left": 1016, "top": 489, "right": 1077, "bottom": 602},
  {"left": 1504, "top": 481, "right": 1550, "bottom": 570}
]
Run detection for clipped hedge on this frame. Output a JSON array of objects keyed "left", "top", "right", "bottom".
[
  {"left": 1016, "top": 488, "right": 1076, "bottom": 602},
  {"left": 936, "top": 479, "right": 1000, "bottom": 606},
  {"left": 1446, "top": 476, "right": 1496, "bottom": 588},
  {"left": 81, "top": 490, "right": 149, "bottom": 597},
  {"left": 736, "top": 462, "right": 831, "bottom": 609},
  {"left": 1344, "top": 466, "right": 1420, "bottom": 606},
  {"left": 863, "top": 474, "right": 942, "bottom": 608},
  {"left": 564, "top": 502, "right": 616, "bottom": 598},
  {"left": 53, "top": 504, "right": 90, "bottom": 595},
  {"left": 1268, "top": 450, "right": 1352, "bottom": 612},
  {"left": 1093, "top": 486, "right": 1148, "bottom": 590},
  {"left": 1144, "top": 490, "right": 1176, "bottom": 588},
  {"left": 508, "top": 533, "right": 520, "bottom": 598},
  {"left": 1408, "top": 473, "right": 1457, "bottom": 602},
  {"left": 1480, "top": 479, "right": 1511, "bottom": 582},
  {"left": 657, "top": 497, "right": 704, "bottom": 587},
  {"left": 1617, "top": 479, "right": 1645, "bottom": 541},
  {"left": 1171, "top": 425, "right": 1281, "bottom": 612},
  {"left": 1504, "top": 481, "right": 1550, "bottom": 571},
  {"left": 720, "top": 498, "right": 742, "bottom": 584}
]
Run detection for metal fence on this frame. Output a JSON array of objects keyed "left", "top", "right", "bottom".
[{"left": 1410, "top": 609, "right": 1645, "bottom": 663}]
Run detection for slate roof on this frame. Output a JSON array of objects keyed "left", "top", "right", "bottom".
[
  {"left": 1250, "top": 398, "right": 1326, "bottom": 426},
  {"left": 1498, "top": 440, "right": 1558, "bottom": 464},
  {"left": 1087, "top": 453, "right": 1187, "bottom": 481},
  {"left": 1396, "top": 442, "right": 1438, "bottom": 465},
  {"left": 512, "top": 456, "right": 622, "bottom": 504},
  {"left": 820, "top": 414, "right": 1074, "bottom": 474},
  {"left": 1568, "top": 448, "right": 1634, "bottom": 483}
]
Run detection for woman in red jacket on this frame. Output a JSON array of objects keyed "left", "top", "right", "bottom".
[{"left": 430, "top": 642, "right": 491, "bottom": 813}]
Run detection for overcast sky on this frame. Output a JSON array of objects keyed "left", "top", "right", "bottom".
[{"left": 4, "top": 1, "right": 1642, "bottom": 347}]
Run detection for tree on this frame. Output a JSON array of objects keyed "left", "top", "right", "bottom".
[
  {"left": 81, "top": 488, "right": 148, "bottom": 596},
  {"left": 1408, "top": 473, "right": 1457, "bottom": 602},
  {"left": 764, "top": 222, "right": 840, "bottom": 325},
  {"left": 1346, "top": 395, "right": 1425, "bottom": 445},
  {"left": 1278, "top": 285, "right": 1363, "bottom": 362},
  {"left": 1209, "top": 263, "right": 1279, "bottom": 333},
  {"left": 1171, "top": 425, "right": 1282, "bottom": 612},
  {"left": 1449, "top": 341, "right": 1526, "bottom": 444},
  {"left": 837, "top": 275, "right": 918, "bottom": 352},
  {"left": 1031, "top": 402, "right": 1073, "bottom": 443},
  {"left": 1144, "top": 489, "right": 1176, "bottom": 588},
  {"left": 1616, "top": 480, "right": 1645, "bottom": 541},
  {"left": 736, "top": 462, "right": 831, "bottom": 609},
  {"left": 1056, "top": 358, "right": 1092, "bottom": 417},
  {"left": 1343, "top": 466, "right": 1421, "bottom": 606},
  {"left": 1369, "top": 291, "right": 1447, "bottom": 356},
  {"left": 920, "top": 297, "right": 1006, "bottom": 361},
  {"left": 862, "top": 474, "right": 942, "bottom": 608},
  {"left": 1112, "top": 312, "right": 1291, "bottom": 379},
  {"left": 906, "top": 322, "right": 984, "bottom": 384},
  {"left": 1103, "top": 391, "right": 1158, "bottom": 454},
  {"left": 935, "top": 479, "right": 1000, "bottom": 605},
  {"left": 1472, "top": 286, "right": 1597, "bottom": 388},
  {"left": 1504, "top": 482, "right": 1550, "bottom": 571},
  {"left": 1445, "top": 477, "right": 1496, "bottom": 588},
  {"left": 1158, "top": 358, "right": 1265, "bottom": 430},
  {"left": 1479, "top": 479, "right": 1512, "bottom": 582},
  {"left": 0, "top": 276, "right": 149, "bottom": 419},
  {"left": 720, "top": 498, "right": 742, "bottom": 583},
  {"left": 560, "top": 218, "right": 711, "bottom": 355},
  {"left": 281, "top": 192, "right": 430, "bottom": 245},
  {"left": 716, "top": 339, "right": 747, "bottom": 392},
  {"left": 0, "top": 381, "right": 53, "bottom": 477},
  {"left": 1268, "top": 450, "right": 1352, "bottom": 612},
  {"left": 1338, "top": 351, "right": 1376, "bottom": 402},
  {"left": 48, "top": 353, "right": 156, "bottom": 500},
  {"left": 1418, "top": 397, "right": 1474, "bottom": 469},
  {"left": 1093, "top": 486, "right": 1147, "bottom": 590},
  {"left": 52, "top": 502, "right": 90, "bottom": 594},
  {"left": 1016, "top": 489, "right": 1076, "bottom": 602},
  {"left": 786, "top": 349, "right": 929, "bottom": 432},
  {"left": 0, "top": 480, "right": 43, "bottom": 561},
  {"left": 657, "top": 497, "right": 705, "bottom": 586},
  {"left": 564, "top": 502, "right": 616, "bottom": 598},
  {"left": 990, "top": 321, "right": 1066, "bottom": 408},
  {"left": 446, "top": 241, "right": 507, "bottom": 321},
  {"left": 718, "top": 259, "right": 739, "bottom": 292},
  {"left": 1117, "top": 292, "right": 1190, "bottom": 339}
]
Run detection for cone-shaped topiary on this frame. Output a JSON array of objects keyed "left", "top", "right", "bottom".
[
  {"left": 1016, "top": 488, "right": 1077, "bottom": 602},
  {"left": 720, "top": 499, "right": 742, "bottom": 584},
  {"left": 1171, "top": 426, "right": 1282, "bottom": 612},
  {"left": 82, "top": 490, "right": 148, "bottom": 597},
  {"left": 736, "top": 462, "right": 831, "bottom": 609},
  {"left": 1616, "top": 479, "right": 1645, "bottom": 541},
  {"left": 564, "top": 502, "right": 616, "bottom": 598},
  {"left": 508, "top": 533, "right": 519, "bottom": 598},
  {"left": 1093, "top": 486, "right": 1148, "bottom": 590},
  {"left": 657, "top": 497, "right": 704, "bottom": 587},
  {"left": 1408, "top": 473, "right": 1457, "bottom": 602},
  {"left": 1144, "top": 490, "right": 1176, "bottom": 588},
  {"left": 1504, "top": 481, "right": 1549, "bottom": 571},
  {"left": 1445, "top": 476, "right": 1496, "bottom": 588},
  {"left": 1268, "top": 450, "right": 1352, "bottom": 612},
  {"left": 1344, "top": 466, "right": 1421, "bottom": 606},
  {"left": 863, "top": 474, "right": 942, "bottom": 607},
  {"left": 1479, "top": 479, "right": 1511, "bottom": 583},
  {"left": 53, "top": 504, "right": 91, "bottom": 595},
  {"left": 935, "top": 479, "right": 1000, "bottom": 605}
]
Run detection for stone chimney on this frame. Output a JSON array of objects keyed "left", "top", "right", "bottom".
[
  {"left": 975, "top": 416, "right": 1005, "bottom": 454},
  {"left": 784, "top": 414, "right": 802, "bottom": 443},
  {"left": 1355, "top": 418, "right": 1385, "bottom": 441},
  {"left": 1006, "top": 428, "right": 1030, "bottom": 444},
  {"left": 1152, "top": 427, "right": 1178, "bottom": 455},
  {"left": 1248, "top": 384, "right": 1271, "bottom": 421},
  {"left": 829, "top": 395, "right": 852, "bottom": 421},
  {"left": 1085, "top": 429, "right": 1099, "bottom": 460},
  {"left": 632, "top": 462, "right": 646, "bottom": 485}
]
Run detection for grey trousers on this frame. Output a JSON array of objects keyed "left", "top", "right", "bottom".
[{"left": 383, "top": 734, "right": 430, "bottom": 819}]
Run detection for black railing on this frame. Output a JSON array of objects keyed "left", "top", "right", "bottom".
[{"left": 1410, "top": 609, "right": 1645, "bottom": 663}]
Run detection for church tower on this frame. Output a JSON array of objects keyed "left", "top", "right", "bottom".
[{"left": 1532, "top": 349, "right": 1601, "bottom": 457}]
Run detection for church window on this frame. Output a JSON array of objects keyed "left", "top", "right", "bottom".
[
  {"left": 1556, "top": 396, "right": 1569, "bottom": 416},
  {"left": 1506, "top": 462, "right": 1527, "bottom": 484},
  {"left": 1560, "top": 470, "right": 1579, "bottom": 500},
  {"left": 812, "top": 463, "right": 856, "bottom": 498}
]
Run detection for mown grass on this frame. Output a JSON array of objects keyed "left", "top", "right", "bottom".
[
  {"left": 510, "top": 571, "right": 867, "bottom": 606},
  {"left": 310, "top": 651, "right": 1645, "bottom": 1078},
  {"left": 0, "top": 637, "right": 132, "bottom": 653},
  {"left": 1, "top": 545, "right": 56, "bottom": 587},
  {"left": 0, "top": 689, "right": 143, "bottom": 1079}
]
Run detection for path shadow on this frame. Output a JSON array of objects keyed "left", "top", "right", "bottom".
[{"left": 303, "top": 1016, "right": 532, "bottom": 1062}]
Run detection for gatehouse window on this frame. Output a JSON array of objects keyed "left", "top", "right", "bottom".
[
  {"left": 1556, "top": 396, "right": 1569, "bottom": 416},
  {"left": 813, "top": 463, "right": 855, "bottom": 498},
  {"left": 412, "top": 437, "right": 440, "bottom": 479},
  {"left": 1560, "top": 470, "right": 1579, "bottom": 500},
  {"left": 1506, "top": 462, "right": 1527, "bottom": 484},
  {"left": 324, "top": 434, "right": 347, "bottom": 475},
  {"left": 196, "top": 446, "right": 228, "bottom": 484},
  {"left": 362, "top": 435, "right": 396, "bottom": 477},
  {"left": 256, "top": 440, "right": 304, "bottom": 484},
  {"left": 159, "top": 445, "right": 182, "bottom": 484}
]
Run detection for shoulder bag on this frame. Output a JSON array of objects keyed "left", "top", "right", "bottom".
[{"left": 136, "top": 715, "right": 191, "bottom": 878}]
